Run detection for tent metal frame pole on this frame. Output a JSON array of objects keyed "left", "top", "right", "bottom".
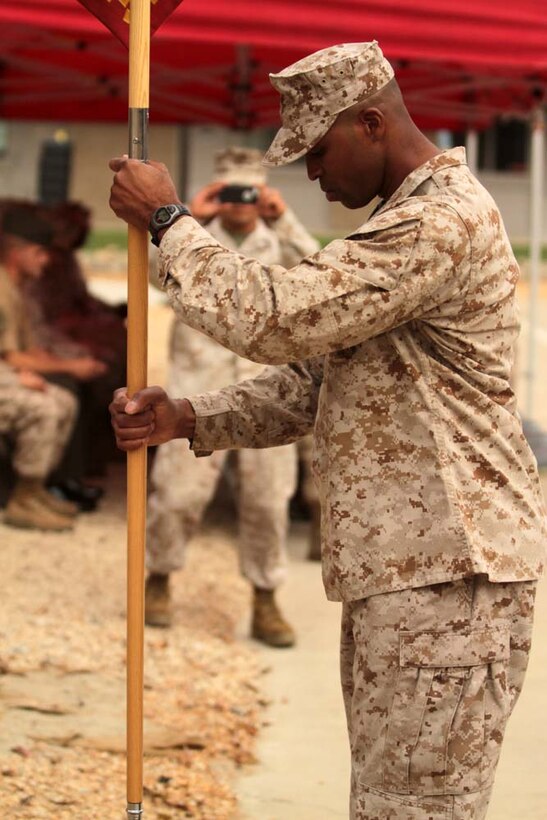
[
  {"left": 526, "top": 106, "right": 545, "bottom": 417},
  {"left": 465, "top": 129, "right": 479, "bottom": 176}
]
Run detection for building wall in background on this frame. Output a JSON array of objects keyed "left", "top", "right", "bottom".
[
  {"left": 0, "top": 122, "right": 180, "bottom": 230},
  {"left": 0, "top": 120, "right": 546, "bottom": 243}
]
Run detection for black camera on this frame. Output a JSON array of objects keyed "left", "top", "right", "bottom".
[{"left": 218, "top": 184, "right": 260, "bottom": 204}]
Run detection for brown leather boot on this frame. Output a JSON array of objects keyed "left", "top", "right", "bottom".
[
  {"left": 4, "top": 479, "right": 74, "bottom": 531},
  {"left": 144, "top": 573, "right": 171, "bottom": 628},
  {"left": 252, "top": 588, "right": 296, "bottom": 648}
]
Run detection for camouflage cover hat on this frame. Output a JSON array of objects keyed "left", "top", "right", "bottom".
[
  {"left": 214, "top": 147, "right": 268, "bottom": 186},
  {"left": 263, "top": 41, "right": 394, "bottom": 167}
]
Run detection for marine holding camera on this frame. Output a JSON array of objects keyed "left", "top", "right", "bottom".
[
  {"left": 144, "top": 147, "right": 321, "bottom": 645},
  {"left": 189, "top": 166, "right": 294, "bottom": 233}
]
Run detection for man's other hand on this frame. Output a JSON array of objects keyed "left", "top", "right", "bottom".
[{"left": 109, "top": 386, "right": 196, "bottom": 450}]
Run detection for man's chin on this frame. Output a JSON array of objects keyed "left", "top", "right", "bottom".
[
  {"left": 325, "top": 191, "right": 370, "bottom": 210},
  {"left": 344, "top": 195, "right": 376, "bottom": 210}
]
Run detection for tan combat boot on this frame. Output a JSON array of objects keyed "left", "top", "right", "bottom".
[
  {"left": 251, "top": 588, "right": 296, "bottom": 648},
  {"left": 144, "top": 573, "right": 172, "bottom": 627},
  {"left": 4, "top": 478, "right": 74, "bottom": 531},
  {"left": 37, "top": 486, "right": 78, "bottom": 518}
]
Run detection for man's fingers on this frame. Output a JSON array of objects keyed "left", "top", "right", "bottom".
[
  {"left": 110, "top": 386, "right": 160, "bottom": 415},
  {"left": 113, "top": 407, "right": 155, "bottom": 428},
  {"left": 109, "top": 157, "right": 127, "bottom": 172},
  {"left": 114, "top": 431, "right": 151, "bottom": 451},
  {"left": 113, "top": 423, "right": 153, "bottom": 440},
  {"left": 109, "top": 385, "right": 169, "bottom": 451},
  {"left": 111, "top": 415, "right": 155, "bottom": 451}
]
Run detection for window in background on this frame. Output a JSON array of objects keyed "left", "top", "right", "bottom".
[
  {"left": 448, "top": 119, "right": 529, "bottom": 172},
  {"left": 0, "top": 122, "right": 8, "bottom": 158}
]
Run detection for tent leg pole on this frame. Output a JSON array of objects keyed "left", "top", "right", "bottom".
[
  {"left": 526, "top": 106, "right": 545, "bottom": 417},
  {"left": 466, "top": 129, "right": 478, "bottom": 176}
]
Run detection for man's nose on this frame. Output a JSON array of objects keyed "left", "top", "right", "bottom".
[{"left": 305, "top": 155, "right": 321, "bottom": 181}]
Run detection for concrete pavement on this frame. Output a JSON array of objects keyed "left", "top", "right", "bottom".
[
  {"left": 237, "top": 522, "right": 349, "bottom": 820},
  {"left": 237, "top": 487, "right": 547, "bottom": 820}
]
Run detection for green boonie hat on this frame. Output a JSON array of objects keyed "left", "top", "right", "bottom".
[{"left": 263, "top": 41, "right": 394, "bottom": 167}]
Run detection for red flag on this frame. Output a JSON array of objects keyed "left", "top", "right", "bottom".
[{"left": 77, "top": 0, "right": 183, "bottom": 47}]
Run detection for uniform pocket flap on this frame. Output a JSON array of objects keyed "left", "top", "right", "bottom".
[
  {"left": 400, "top": 627, "right": 510, "bottom": 668},
  {"left": 347, "top": 210, "right": 422, "bottom": 239}
]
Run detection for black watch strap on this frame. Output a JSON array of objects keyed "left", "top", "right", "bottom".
[{"left": 149, "top": 203, "right": 191, "bottom": 247}]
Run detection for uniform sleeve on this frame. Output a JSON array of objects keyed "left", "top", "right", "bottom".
[
  {"left": 267, "top": 207, "right": 321, "bottom": 268},
  {"left": 159, "top": 202, "right": 470, "bottom": 365},
  {"left": 189, "top": 357, "right": 323, "bottom": 454}
]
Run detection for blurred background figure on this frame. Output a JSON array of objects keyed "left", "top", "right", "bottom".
[
  {"left": 0, "top": 204, "right": 79, "bottom": 530},
  {"left": 145, "top": 147, "right": 320, "bottom": 646},
  {"left": 22, "top": 200, "right": 128, "bottom": 508}
]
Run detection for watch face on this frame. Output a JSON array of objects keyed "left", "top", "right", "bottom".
[{"left": 155, "top": 206, "right": 173, "bottom": 224}]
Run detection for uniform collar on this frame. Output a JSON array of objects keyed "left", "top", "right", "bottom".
[{"left": 374, "top": 147, "right": 467, "bottom": 216}]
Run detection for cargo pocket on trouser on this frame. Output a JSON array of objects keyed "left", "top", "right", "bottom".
[
  {"left": 357, "top": 786, "right": 452, "bottom": 819},
  {"left": 382, "top": 627, "right": 511, "bottom": 796}
]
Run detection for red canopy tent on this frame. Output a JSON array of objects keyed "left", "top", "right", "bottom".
[
  {"left": 0, "top": 0, "right": 545, "bottom": 130},
  {"left": 0, "top": 0, "right": 545, "bottom": 421}
]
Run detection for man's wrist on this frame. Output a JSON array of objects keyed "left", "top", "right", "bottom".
[
  {"left": 149, "top": 203, "right": 192, "bottom": 247},
  {"left": 174, "top": 398, "right": 196, "bottom": 440},
  {"left": 155, "top": 224, "right": 177, "bottom": 245}
]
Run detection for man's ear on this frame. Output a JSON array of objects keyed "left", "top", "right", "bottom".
[{"left": 357, "top": 107, "right": 385, "bottom": 142}]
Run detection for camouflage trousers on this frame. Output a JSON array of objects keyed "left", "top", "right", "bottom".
[
  {"left": 340, "top": 575, "right": 537, "bottom": 819},
  {"left": 297, "top": 434, "right": 319, "bottom": 506},
  {"left": 0, "top": 381, "right": 77, "bottom": 479},
  {"left": 147, "top": 437, "right": 297, "bottom": 590}
]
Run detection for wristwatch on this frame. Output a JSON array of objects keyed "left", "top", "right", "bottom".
[{"left": 148, "top": 203, "right": 191, "bottom": 246}]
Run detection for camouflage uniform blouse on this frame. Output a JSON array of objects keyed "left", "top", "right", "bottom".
[
  {"left": 0, "top": 265, "right": 36, "bottom": 385},
  {"left": 0, "top": 266, "right": 35, "bottom": 357},
  {"left": 158, "top": 148, "right": 546, "bottom": 602},
  {"left": 166, "top": 208, "right": 321, "bottom": 392}
]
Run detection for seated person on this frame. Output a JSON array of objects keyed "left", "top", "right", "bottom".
[
  {"left": 34, "top": 201, "right": 126, "bottom": 367},
  {"left": 0, "top": 206, "right": 81, "bottom": 530},
  {"left": 0, "top": 204, "right": 107, "bottom": 516},
  {"left": 27, "top": 201, "right": 127, "bottom": 484}
]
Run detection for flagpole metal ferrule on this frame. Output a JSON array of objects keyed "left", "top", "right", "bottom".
[
  {"left": 128, "top": 108, "right": 149, "bottom": 161},
  {"left": 126, "top": 802, "right": 143, "bottom": 818}
]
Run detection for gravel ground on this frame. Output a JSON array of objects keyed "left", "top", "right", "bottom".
[{"left": 0, "top": 480, "right": 268, "bottom": 818}]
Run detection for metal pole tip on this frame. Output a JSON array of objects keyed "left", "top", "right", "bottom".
[{"left": 126, "top": 803, "right": 143, "bottom": 818}]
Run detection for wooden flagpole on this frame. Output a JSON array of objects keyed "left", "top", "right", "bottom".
[{"left": 126, "top": 0, "right": 150, "bottom": 817}]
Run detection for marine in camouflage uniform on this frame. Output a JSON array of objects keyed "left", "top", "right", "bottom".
[
  {"left": 109, "top": 42, "right": 546, "bottom": 819},
  {"left": 146, "top": 147, "right": 320, "bottom": 645},
  {"left": 0, "top": 206, "right": 78, "bottom": 531}
]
